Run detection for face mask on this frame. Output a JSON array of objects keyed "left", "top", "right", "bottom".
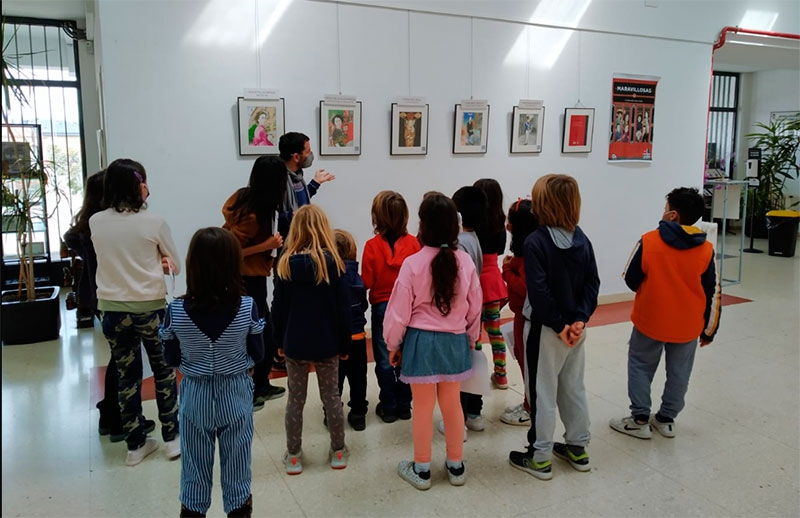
[{"left": 301, "top": 151, "right": 314, "bottom": 169}]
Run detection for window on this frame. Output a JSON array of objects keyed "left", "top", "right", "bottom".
[
  {"left": 2, "top": 17, "right": 86, "bottom": 259},
  {"left": 707, "top": 72, "right": 740, "bottom": 178}
]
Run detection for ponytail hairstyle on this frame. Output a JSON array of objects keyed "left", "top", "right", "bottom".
[
  {"left": 276, "top": 204, "right": 345, "bottom": 284},
  {"left": 104, "top": 158, "right": 147, "bottom": 212},
  {"left": 507, "top": 198, "right": 538, "bottom": 257},
  {"left": 418, "top": 191, "right": 460, "bottom": 316}
]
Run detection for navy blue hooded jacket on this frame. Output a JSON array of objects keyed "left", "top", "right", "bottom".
[
  {"left": 523, "top": 225, "right": 600, "bottom": 333},
  {"left": 271, "top": 251, "right": 352, "bottom": 361}
]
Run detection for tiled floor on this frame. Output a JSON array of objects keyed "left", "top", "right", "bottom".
[{"left": 2, "top": 236, "right": 798, "bottom": 517}]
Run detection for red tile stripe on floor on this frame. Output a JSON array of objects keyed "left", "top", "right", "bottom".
[{"left": 90, "top": 293, "right": 751, "bottom": 407}]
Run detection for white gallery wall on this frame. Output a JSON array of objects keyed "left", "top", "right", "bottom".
[{"left": 92, "top": 0, "right": 799, "bottom": 297}]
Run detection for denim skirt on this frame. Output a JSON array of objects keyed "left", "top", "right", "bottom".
[{"left": 398, "top": 327, "right": 472, "bottom": 384}]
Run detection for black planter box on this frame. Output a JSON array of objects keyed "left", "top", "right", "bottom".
[{"left": 1, "top": 286, "right": 61, "bottom": 345}]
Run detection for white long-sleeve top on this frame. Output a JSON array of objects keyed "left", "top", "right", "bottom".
[{"left": 90, "top": 208, "right": 181, "bottom": 310}]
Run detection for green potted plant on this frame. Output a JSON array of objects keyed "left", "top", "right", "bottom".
[
  {"left": 745, "top": 115, "right": 800, "bottom": 238},
  {"left": 1, "top": 21, "right": 62, "bottom": 345}
]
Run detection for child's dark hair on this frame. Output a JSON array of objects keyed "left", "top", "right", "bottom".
[
  {"left": 452, "top": 186, "right": 488, "bottom": 230},
  {"left": 473, "top": 178, "right": 505, "bottom": 235},
  {"left": 666, "top": 187, "right": 705, "bottom": 225},
  {"left": 278, "top": 132, "right": 310, "bottom": 161},
  {"left": 371, "top": 190, "right": 409, "bottom": 238},
  {"left": 334, "top": 228, "right": 357, "bottom": 261},
  {"left": 418, "top": 192, "right": 459, "bottom": 316},
  {"left": 229, "top": 155, "right": 287, "bottom": 231},
  {"left": 104, "top": 158, "right": 147, "bottom": 212},
  {"left": 508, "top": 198, "right": 538, "bottom": 257},
  {"left": 71, "top": 170, "right": 106, "bottom": 236},
  {"left": 184, "top": 227, "right": 244, "bottom": 311}
]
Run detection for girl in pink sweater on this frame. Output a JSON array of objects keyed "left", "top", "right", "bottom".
[{"left": 383, "top": 192, "right": 482, "bottom": 490}]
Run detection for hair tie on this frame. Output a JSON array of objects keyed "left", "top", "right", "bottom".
[{"left": 440, "top": 244, "right": 449, "bottom": 248}]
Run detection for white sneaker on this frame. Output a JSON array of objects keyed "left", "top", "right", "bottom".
[
  {"left": 650, "top": 415, "right": 676, "bottom": 438},
  {"left": 465, "top": 415, "right": 485, "bottom": 431},
  {"left": 330, "top": 446, "right": 349, "bottom": 469},
  {"left": 283, "top": 450, "right": 303, "bottom": 475},
  {"left": 164, "top": 436, "right": 181, "bottom": 460},
  {"left": 126, "top": 438, "right": 159, "bottom": 466},
  {"left": 500, "top": 405, "right": 531, "bottom": 426},
  {"left": 609, "top": 416, "right": 652, "bottom": 439},
  {"left": 504, "top": 402, "right": 524, "bottom": 413},
  {"left": 436, "top": 420, "right": 467, "bottom": 442}
]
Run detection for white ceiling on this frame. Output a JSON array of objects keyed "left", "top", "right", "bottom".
[
  {"left": 2, "top": 1, "right": 797, "bottom": 74},
  {"left": 2, "top": 0, "right": 87, "bottom": 23},
  {"left": 713, "top": 32, "right": 800, "bottom": 73}
]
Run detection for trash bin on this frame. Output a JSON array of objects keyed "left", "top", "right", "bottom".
[{"left": 766, "top": 210, "right": 800, "bottom": 257}]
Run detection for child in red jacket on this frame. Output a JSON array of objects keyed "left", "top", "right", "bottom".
[
  {"left": 500, "top": 198, "right": 538, "bottom": 426},
  {"left": 361, "top": 191, "right": 421, "bottom": 423}
]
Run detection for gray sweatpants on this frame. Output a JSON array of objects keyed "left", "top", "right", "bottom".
[{"left": 525, "top": 323, "right": 591, "bottom": 463}]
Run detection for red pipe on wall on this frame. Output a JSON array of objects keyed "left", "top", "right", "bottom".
[
  {"left": 703, "top": 26, "right": 800, "bottom": 185},
  {"left": 713, "top": 26, "right": 800, "bottom": 51}
]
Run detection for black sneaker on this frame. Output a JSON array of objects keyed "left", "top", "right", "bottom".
[
  {"left": 347, "top": 412, "right": 366, "bottom": 431},
  {"left": 508, "top": 445, "right": 552, "bottom": 480},
  {"left": 254, "top": 385, "right": 286, "bottom": 411},
  {"left": 376, "top": 403, "right": 398, "bottom": 423},
  {"left": 552, "top": 442, "right": 590, "bottom": 472},
  {"left": 397, "top": 407, "right": 412, "bottom": 420},
  {"left": 110, "top": 419, "right": 155, "bottom": 443}
]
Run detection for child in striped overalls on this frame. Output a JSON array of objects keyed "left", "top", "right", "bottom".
[{"left": 160, "top": 227, "right": 265, "bottom": 518}]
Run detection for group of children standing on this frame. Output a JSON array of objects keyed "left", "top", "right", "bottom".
[{"left": 69, "top": 151, "right": 721, "bottom": 514}]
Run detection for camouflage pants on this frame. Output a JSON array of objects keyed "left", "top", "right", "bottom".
[{"left": 102, "top": 309, "right": 179, "bottom": 450}]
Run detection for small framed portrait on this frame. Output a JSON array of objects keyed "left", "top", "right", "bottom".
[
  {"left": 510, "top": 105, "right": 545, "bottom": 153},
  {"left": 320, "top": 100, "right": 362, "bottom": 156},
  {"left": 390, "top": 103, "right": 429, "bottom": 155},
  {"left": 562, "top": 107, "right": 595, "bottom": 153},
  {"left": 237, "top": 97, "right": 285, "bottom": 156},
  {"left": 453, "top": 104, "right": 490, "bottom": 154}
]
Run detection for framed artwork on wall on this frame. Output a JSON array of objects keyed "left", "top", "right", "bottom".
[
  {"left": 319, "top": 100, "right": 362, "bottom": 156},
  {"left": 453, "top": 102, "right": 490, "bottom": 154},
  {"left": 237, "top": 97, "right": 285, "bottom": 156},
  {"left": 562, "top": 107, "right": 595, "bottom": 153},
  {"left": 510, "top": 105, "right": 545, "bottom": 153},
  {"left": 390, "top": 103, "right": 429, "bottom": 155}
]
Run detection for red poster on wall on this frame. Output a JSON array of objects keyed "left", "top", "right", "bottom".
[
  {"left": 569, "top": 115, "right": 589, "bottom": 146},
  {"left": 608, "top": 74, "right": 658, "bottom": 162}
]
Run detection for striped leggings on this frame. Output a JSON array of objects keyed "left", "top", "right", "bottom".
[{"left": 482, "top": 301, "right": 507, "bottom": 380}]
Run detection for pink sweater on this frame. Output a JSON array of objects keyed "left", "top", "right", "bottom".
[{"left": 383, "top": 246, "right": 483, "bottom": 351}]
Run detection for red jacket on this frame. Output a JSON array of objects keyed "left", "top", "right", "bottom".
[
  {"left": 502, "top": 255, "right": 527, "bottom": 315},
  {"left": 361, "top": 234, "right": 421, "bottom": 305}
]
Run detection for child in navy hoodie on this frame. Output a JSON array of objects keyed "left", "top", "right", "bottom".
[
  {"left": 509, "top": 174, "right": 599, "bottom": 481},
  {"left": 334, "top": 229, "right": 370, "bottom": 431},
  {"left": 272, "top": 205, "right": 352, "bottom": 475}
]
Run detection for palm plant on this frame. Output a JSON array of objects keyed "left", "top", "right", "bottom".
[
  {"left": 746, "top": 115, "right": 800, "bottom": 218},
  {"left": 2, "top": 20, "right": 59, "bottom": 302}
]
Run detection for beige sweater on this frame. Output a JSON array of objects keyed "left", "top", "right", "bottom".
[{"left": 89, "top": 208, "right": 181, "bottom": 305}]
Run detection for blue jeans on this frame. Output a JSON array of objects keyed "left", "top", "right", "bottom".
[
  {"left": 627, "top": 326, "right": 698, "bottom": 420},
  {"left": 371, "top": 302, "right": 411, "bottom": 413}
]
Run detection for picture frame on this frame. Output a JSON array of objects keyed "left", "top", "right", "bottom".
[
  {"left": 320, "top": 100, "right": 362, "bottom": 156},
  {"left": 453, "top": 104, "right": 490, "bottom": 154},
  {"left": 237, "top": 97, "right": 285, "bottom": 156},
  {"left": 390, "top": 103, "right": 429, "bottom": 155},
  {"left": 510, "top": 105, "right": 545, "bottom": 153},
  {"left": 562, "top": 107, "right": 595, "bottom": 153}
]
